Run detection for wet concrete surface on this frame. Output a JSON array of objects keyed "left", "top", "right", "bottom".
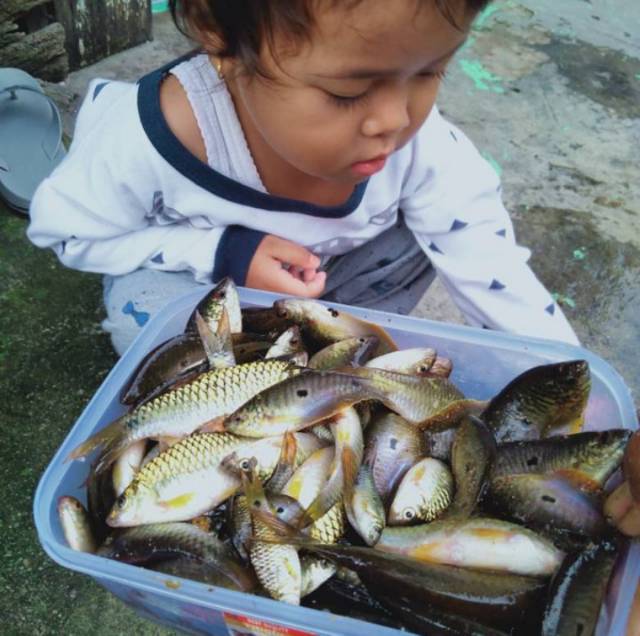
[{"left": 1, "top": 2, "right": 638, "bottom": 634}]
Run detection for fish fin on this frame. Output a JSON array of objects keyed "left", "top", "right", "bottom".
[
  {"left": 341, "top": 446, "right": 360, "bottom": 503},
  {"left": 195, "top": 308, "right": 236, "bottom": 369},
  {"left": 553, "top": 469, "right": 602, "bottom": 494},
  {"left": 251, "top": 508, "right": 312, "bottom": 547},
  {"left": 159, "top": 492, "right": 195, "bottom": 510},
  {"left": 419, "top": 399, "right": 487, "bottom": 431},
  {"left": 66, "top": 416, "right": 127, "bottom": 462},
  {"left": 266, "top": 432, "right": 298, "bottom": 495},
  {"left": 198, "top": 416, "right": 226, "bottom": 433}
]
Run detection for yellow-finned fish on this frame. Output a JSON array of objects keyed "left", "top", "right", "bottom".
[
  {"left": 68, "top": 359, "right": 303, "bottom": 472},
  {"left": 242, "top": 468, "right": 302, "bottom": 605},
  {"left": 112, "top": 439, "right": 147, "bottom": 497},
  {"left": 265, "top": 326, "right": 304, "bottom": 359},
  {"left": 273, "top": 298, "right": 398, "bottom": 356},
  {"left": 376, "top": 517, "right": 564, "bottom": 577},
  {"left": 388, "top": 458, "right": 454, "bottom": 525},
  {"left": 345, "top": 463, "right": 386, "bottom": 546},
  {"left": 58, "top": 496, "right": 96, "bottom": 553},
  {"left": 365, "top": 348, "right": 437, "bottom": 375},
  {"left": 308, "top": 336, "right": 379, "bottom": 370},
  {"left": 106, "top": 432, "right": 319, "bottom": 526}
]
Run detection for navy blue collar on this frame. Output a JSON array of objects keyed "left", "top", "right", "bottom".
[{"left": 137, "top": 59, "right": 368, "bottom": 217}]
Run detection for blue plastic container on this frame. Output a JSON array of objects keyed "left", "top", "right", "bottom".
[{"left": 34, "top": 287, "right": 639, "bottom": 636}]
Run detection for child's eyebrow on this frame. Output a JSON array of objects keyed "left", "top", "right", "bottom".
[{"left": 311, "top": 40, "right": 466, "bottom": 80}]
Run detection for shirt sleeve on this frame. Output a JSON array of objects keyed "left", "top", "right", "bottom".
[
  {"left": 26, "top": 80, "right": 252, "bottom": 285},
  {"left": 400, "top": 108, "right": 579, "bottom": 345}
]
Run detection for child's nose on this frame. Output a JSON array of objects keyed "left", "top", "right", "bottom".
[{"left": 361, "top": 85, "right": 411, "bottom": 138}]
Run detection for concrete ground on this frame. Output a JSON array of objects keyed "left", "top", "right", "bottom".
[{"left": 1, "top": 2, "right": 638, "bottom": 634}]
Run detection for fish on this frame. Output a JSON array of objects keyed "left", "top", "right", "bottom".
[
  {"left": 119, "top": 333, "right": 208, "bottom": 407},
  {"left": 484, "top": 472, "right": 608, "bottom": 544},
  {"left": 300, "top": 555, "right": 337, "bottom": 597},
  {"left": 491, "top": 429, "right": 631, "bottom": 485},
  {"left": 241, "top": 306, "right": 295, "bottom": 337},
  {"left": 298, "top": 407, "right": 363, "bottom": 526},
  {"left": 624, "top": 429, "right": 640, "bottom": 500},
  {"left": 345, "top": 463, "right": 386, "bottom": 546},
  {"left": 273, "top": 298, "right": 398, "bottom": 356},
  {"left": 97, "top": 521, "right": 255, "bottom": 591},
  {"left": 224, "top": 367, "right": 474, "bottom": 438},
  {"left": 282, "top": 447, "right": 335, "bottom": 509},
  {"left": 57, "top": 496, "right": 96, "bottom": 553},
  {"left": 308, "top": 336, "right": 379, "bottom": 370},
  {"left": 388, "top": 458, "right": 454, "bottom": 525},
  {"left": 68, "top": 359, "right": 303, "bottom": 471},
  {"left": 255, "top": 514, "right": 547, "bottom": 629},
  {"left": 107, "top": 433, "right": 318, "bottom": 526},
  {"left": 185, "top": 277, "right": 242, "bottom": 335},
  {"left": 541, "top": 541, "right": 618, "bottom": 636},
  {"left": 265, "top": 326, "right": 304, "bottom": 359},
  {"left": 445, "top": 415, "right": 497, "bottom": 519},
  {"left": 112, "top": 439, "right": 147, "bottom": 497},
  {"left": 148, "top": 557, "right": 250, "bottom": 591},
  {"left": 376, "top": 517, "right": 564, "bottom": 577},
  {"left": 481, "top": 360, "right": 591, "bottom": 442},
  {"left": 193, "top": 308, "right": 236, "bottom": 369},
  {"left": 365, "top": 347, "right": 437, "bottom": 375},
  {"left": 364, "top": 411, "right": 426, "bottom": 505},
  {"left": 228, "top": 494, "right": 305, "bottom": 561},
  {"left": 242, "top": 467, "right": 302, "bottom": 605}
]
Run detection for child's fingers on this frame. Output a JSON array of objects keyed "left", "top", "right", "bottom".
[
  {"left": 604, "top": 481, "right": 634, "bottom": 523},
  {"left": 303, "top": 268, "right": 319, "bottom": 283},
  {"left": 274, "top": 268, "right": 326, "bottom": 297},
  {"left": 618, "top": 505, "right": 640, "bottom": 537},
  {"left": 270, "top": 237, "right": 320, "bottom": 270}
]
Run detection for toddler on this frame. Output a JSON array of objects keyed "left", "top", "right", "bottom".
[{"left": 27, "top": 0, "right": 579, "bottom": 354}]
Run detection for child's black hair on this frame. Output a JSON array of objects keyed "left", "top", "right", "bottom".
[{"left": 170, "top": 0, "right": 491, "bottom": 75}]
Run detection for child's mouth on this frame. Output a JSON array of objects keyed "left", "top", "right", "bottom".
[{"left": 351, "top": 155, "right": 387, "bottom": 177}]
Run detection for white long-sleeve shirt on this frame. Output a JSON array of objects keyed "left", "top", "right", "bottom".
[{"left": 27, "top": 54, "right": 579, "bottom": 345}]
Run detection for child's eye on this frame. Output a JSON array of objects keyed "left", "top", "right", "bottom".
[
  {"left": 418, "top": 69, "right": 448, "bottom": 81},
  {"left": 325, "top": 90, "right": 370, "bottom": 109}
]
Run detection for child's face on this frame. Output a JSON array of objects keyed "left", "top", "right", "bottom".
[{"left": 227, "top": 0, "right": 473, "bottom": 189}]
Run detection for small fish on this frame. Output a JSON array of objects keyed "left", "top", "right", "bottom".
[
  {"left": 194, "top": 308, "right": 236, "bottom": 369},
  {"left": 491, "top": 429, "right": 631, "bottom": 485},
  {"left": 119, "top": 333, "right": 208, "bottom": 407},
  {"left": 241, "top": 306, "right": 295, "bottom": 336},
  {"left": 445, "top": 415, "right": 497, "bottom": 519},
  {"left": 376, "top": 517, "right": 564, "bottom": 577},
  {"left": 484, "top": 472, "right": 608, "bottom": 544},
  {"left": 482, "top": 360, "right": 591, "bottom": 442},
  {"left": 68, "top": 359, "right": 303, "bottom": 471},
  {"left": 185, "top": 277, "right": 242, "bottom": 335},
  {"left": 242, "top": 467, "right": 302, "bottom": 605},
  {"left": 541, "top": 541, "right": 618, "bottom": 636},
  {"left": 364, "top": 412, "right": 426, "bottom": 505},
  {"left": 107, "top": 433, "right": 318, "bottom": 526},
  {"left": 57, "top": 496, "right": 96, "bottom": 553},
  {"left": 345, "top": 463, "right": 386, "bottom": 546},
  {"left": 112, "top": 439, "right": 147, "bottom": 497},
  {"left": 97, "top": 521, "right": 255, "bottom": 591},
  {"left": 148, "top": 557, "right": 250, "bottom": 591},
  {"left": 273, "top": 298, "right": 398, "bottom": 356},
  {"left": 254, "top": 515, "right": 547, "bottom": 629},
  {"left": 300, "top": 556, "right": 337, "bottom": 597},
  {"left": 265, "top": 326, "right": 304, "bottom": 359},
  {"left": 388, "top": 458, "right": 454, "bottom": 525},
  {"left": 365, "top": 347, "right": 437, "bottom": 375},
  {"left": 308, "top": 336, "right": 379, "bottom": 370},
  {"left": 299, "top": 407, "right": 363, "bottom": 526}
]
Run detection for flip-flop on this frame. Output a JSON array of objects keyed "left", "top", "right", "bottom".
[{"left": 0, "top": 68, "right": 67, "bottom": 214}]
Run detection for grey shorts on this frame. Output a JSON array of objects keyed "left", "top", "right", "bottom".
[{"left": 102, "top": 215, "right": 434, "bottom": 355}]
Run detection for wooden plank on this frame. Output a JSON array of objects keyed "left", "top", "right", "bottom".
[{"left": 53, "top": 0, "right": 152, "bottom": 70}]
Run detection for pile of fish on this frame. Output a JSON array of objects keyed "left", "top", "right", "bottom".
[{"left": 58, "top": 278, "right": 638, "bottom": 635}]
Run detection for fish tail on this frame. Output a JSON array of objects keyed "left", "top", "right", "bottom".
[
  {"left": 252, "top": 508, "right": 313, "bottom": 547},
  {"left": 66, "top": 416, "right": 128, "bottom": 463}
]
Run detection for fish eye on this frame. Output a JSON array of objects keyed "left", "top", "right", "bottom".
[
  {"left": 116, "top": 495, "right": 126, "bottom": 509},
  {"left": 328, "top": 308, "right": 339, "bottom": 318},
  {"left": 240, "top": 459, "right": 251, "bottom": 470},
  {"left": 276, "top": 506, "right": 285, "bottom": 514},
  {"left": 276, "top": 308, "right": 288, "bottom": 318},
  {"left": 404, "top": 509, "right": 415, "bottom": 520},
  {"left": 296, "top": 389, "right": 309, "bottom": 398},
  {"left": 253, "top": 500, "right": 261, "bottom": 508},
  {"left": 419, "top": 365, "right": 429, "bottom": 373}
]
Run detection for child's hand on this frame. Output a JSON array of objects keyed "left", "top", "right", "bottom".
[{"left": 246, "top": 235, "right": 326, "bottom": 297}]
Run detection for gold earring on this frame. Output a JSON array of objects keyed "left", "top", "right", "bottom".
[{"left": 214, "top": 57, "right": 224, "bottom": 80}]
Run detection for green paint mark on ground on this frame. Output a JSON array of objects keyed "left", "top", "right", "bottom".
[
  {"left": 481, "top": 150, "right": 502, "bottom": 176},
  {"left": 459, "top": 59, "right": 505, "bottom": 93},
  {"left": 552, "top": 292, "right": 577, "bottom": 309},
  {"left": 474, "top": 4, "right": 502, "bottom": 29},
  {"left": 573, "top": 247, "right": 587, "bottom": 260}
]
